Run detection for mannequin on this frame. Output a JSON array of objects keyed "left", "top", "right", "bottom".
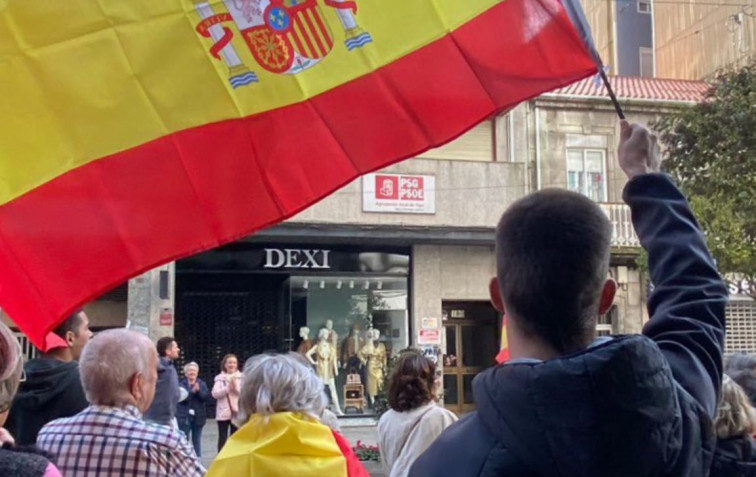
[
  {"left": 358, "top": 328, "right": 387, "bottom": 407},
  {"left": 341, "top": 323, "right": 364, "bottom": 370},
  {"left": 307, "top": 328, "right": 343, "bottom": 415},
  {"left": 325, "top": 319, "right": 339, "bottom": 351},
  {"left": 297, "top": 326, "right": 313, "bottom": 355}
]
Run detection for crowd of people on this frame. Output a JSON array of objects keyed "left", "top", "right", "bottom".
[{"left": 0, "top": 120, "right": 748, "bottom": 476}]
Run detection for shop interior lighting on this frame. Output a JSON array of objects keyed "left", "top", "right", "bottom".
[
  {"left": 364, "top": 281, "right": 370, "bottom": 290},
  {"left": 320, "top": 280, "right": 325, "bottom": 289},
  {"left": 349, "top": 280, "right": 354, "bottom": 289},
  {"left": 377, "top": 281, "right": 383, "bottom": 290},
  {"left": 337, "top": 280, "right": 342, "bottom": 289},
  {"left": 303, "top": 280, "right": 309, "bottom": 289}
]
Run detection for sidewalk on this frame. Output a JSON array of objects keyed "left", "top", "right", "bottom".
[{"left": 199, "top": 420, "right": 385, "bottom": 476}]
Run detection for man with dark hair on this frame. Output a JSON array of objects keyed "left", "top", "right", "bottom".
[
  {"left": 6, "top": 310, "right": 92, "bottom": 445},
  {"left": 411, "top": 122, "right": 728, "bottom": 477},
  {"left": 144, "top": 336, "right": 181, "bottom": 427}
]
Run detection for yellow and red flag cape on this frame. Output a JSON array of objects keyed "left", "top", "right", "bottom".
[
  {"left": 0, "top": 0, "right": 598, "bottom": 348},
  {"left": 207, "top": 412, "right": 368, "bottom": 477}
]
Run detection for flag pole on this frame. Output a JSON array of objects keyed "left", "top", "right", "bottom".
[{"left": 598, "top": 67, "right": 625, "bottom": 119}]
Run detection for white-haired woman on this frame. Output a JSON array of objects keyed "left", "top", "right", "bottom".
[
  {"left": 710, "top": 375, "right": 756, "bottom": 477},
  {"left": 177, "top": 361, "right": 210, "bottom": 457},
  {"left": 207, "top": 352, "right": 369, "bottom": 477},
  {"left": 0, "top": 322, "right": 62, "bottom": 477}
]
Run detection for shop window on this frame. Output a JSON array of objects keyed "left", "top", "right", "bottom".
[
  {"left": 567, "top": 149, "right": 607, "bottom": 202},
  {"left": 290, "top": 276, "right": 409, "bottom": 416}
]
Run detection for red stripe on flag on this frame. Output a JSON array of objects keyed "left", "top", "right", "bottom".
[
  {"left": 288, "top": 23, "right": 308, "bottom": 59},
  {"left": 302, "top": 9, "right": 328, "bottom": 57},
  {"left": 312, "top": 8, "right": 334, "bottom": 50},
  {"left": 0, "top": 0, "right": 595, "bottom": 346},
  {"left": 293, "top": 15, "right": 317, "bottom": 58},
  {"left": 331, "top": 431, "right": 370, "bottom": 477}
]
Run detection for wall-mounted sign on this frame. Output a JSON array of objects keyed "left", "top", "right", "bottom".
[
  {"left": 263, "top": 248, "right": 331, "bottom": 269},
  {"left": 418, "top": 329, "right": 441, "bottom": 345},
  {"left": 421, "top": 317, "right": 438, "bottom": 330},
  {"left": 362, "top": 173, "right": 436, "bottom": 214},
  {"left": 159, "top": 308, "right": 173, "bottom": 326},
  {"left": 450, "top": 309, "right": 465, "bottom": 319}
]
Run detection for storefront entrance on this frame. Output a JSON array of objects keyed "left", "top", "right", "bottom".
[
  {"left": 175, "top": 242, "right": 411, "bottom": 417},
  {"left": 442, "top": 301, "right": 499, "bottom": 415}
]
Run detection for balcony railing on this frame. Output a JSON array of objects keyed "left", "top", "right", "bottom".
[{"left": 600, "top": 203, "right": 640, "bottom": 247}]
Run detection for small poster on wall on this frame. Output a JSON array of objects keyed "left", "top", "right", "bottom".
[{"left": 418, "top": 329, "right": 441, "bottom": 345}]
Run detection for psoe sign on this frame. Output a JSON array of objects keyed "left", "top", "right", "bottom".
[
  {"left": 264, "top": 249, "right": 331, "bottom": 269},
  {"left": 362, "top": 173, "right": 436, "bottom": 214}
]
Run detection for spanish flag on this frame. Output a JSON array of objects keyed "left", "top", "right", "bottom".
[
  {"left": 207, "top": 412, "right": 368, "bottom": 477},
  {"left": 0, "top": 0, "right": 598, "bottom": 347}
]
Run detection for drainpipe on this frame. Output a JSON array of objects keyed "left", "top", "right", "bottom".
[
  {"left": 534, "top": 104, "right": 542, "bottom": 190},
  {"left": 508, "top": 112, "right": 515, "bottom": 163}
]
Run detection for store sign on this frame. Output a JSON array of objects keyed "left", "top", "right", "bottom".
[
  {"left": 362, "top": 173, "right": 436, "bottom": 214},
  {"left": 159, "top": 308, "right": 173, "bottom": 326},
  {"left": 264, "top": 248, "right": 331, "bottom": 269}
]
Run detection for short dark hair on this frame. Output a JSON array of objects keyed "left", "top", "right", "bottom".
[
  {"left": 388, "top": 350, "right": 435, "bottom": 412},
  {"left": 726, "top": 353, "right": 756, "bottom": 407},
  {"left": 52, "top": 310, "right": 83, "bottom": 339},
  {"left": 496, "top": 189, "right": 611, "bottom": 353},
  {"left": 156, "top": 337, "right": 176, "bottom": 357}
]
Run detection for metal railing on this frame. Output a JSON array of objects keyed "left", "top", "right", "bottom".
[
  {"left": 14, "top": 332, "right": 38, "bottom": 360},
  {"left": 599, "top": 203, "right": 640, "bottom": 247}
]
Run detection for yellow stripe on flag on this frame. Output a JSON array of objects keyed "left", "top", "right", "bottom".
[{"left": 0, "top": 0, "right": 498, "bottom": 206}]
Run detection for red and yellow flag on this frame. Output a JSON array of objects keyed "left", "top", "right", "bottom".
[
  {"left": 207, "top": 412, "right": 368, "bottom": 477},
  {"left": 0, "top": 0, "right": 597, "bottom": 347}
]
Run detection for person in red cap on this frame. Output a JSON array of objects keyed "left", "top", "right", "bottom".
[{"left": 5, "top": 310, "right": 92, "bottom": 445}]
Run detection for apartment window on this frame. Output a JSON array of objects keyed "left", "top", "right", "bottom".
[
  {"left": 639, "top": 47, "right": 654, "bottom": 78},
  {"left": 417, "top": 120, "right": 494, "bottom": 162},
  {"left": 638, "top": 0, "right": 651, "bottom": 14},
  {"left": 566, "top": 149, "right": 607, "bottom": 202}
]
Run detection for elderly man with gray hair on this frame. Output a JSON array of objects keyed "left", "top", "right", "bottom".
[{"left": 37, "top": 329, "right": 205, "bottom": 477}]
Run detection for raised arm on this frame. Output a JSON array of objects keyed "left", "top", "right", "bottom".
[{"left": 619, "top": 121, "right": 728, "bottom": 417}]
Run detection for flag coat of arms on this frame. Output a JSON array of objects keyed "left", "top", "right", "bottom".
[{"left": 0, "top": 0, "right": 599, "bottom": 348}]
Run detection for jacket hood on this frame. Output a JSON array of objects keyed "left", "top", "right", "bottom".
[
  {"left": 14, "top": 358, "right": 81, "bottom": 411},
  {"left": 474, "top": 335, "right": 682, "bottom": 477}
]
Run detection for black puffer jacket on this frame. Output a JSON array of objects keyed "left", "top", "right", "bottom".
[
  {"left": 410, "top": 174, "right": 728, "bottom": 477},
  {"left": 711, "top": 437, "right": 756, "bottom": 477},
  {"left": 0, "top": 445, "right": 56, "bottom": 477}
]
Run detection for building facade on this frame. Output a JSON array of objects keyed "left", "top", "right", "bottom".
[{"left": 7, "top": 76, "right": 721, "bottom": 417}]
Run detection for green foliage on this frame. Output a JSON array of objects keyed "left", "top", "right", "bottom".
[{"left": 653, "top": 61, "right": 756, "bottom": 298}]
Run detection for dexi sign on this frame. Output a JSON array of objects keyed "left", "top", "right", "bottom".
[
  {"left": 264, "top": 249, "right": 331, "bottom": 269},
  {"left": 362, "top": 173, "right": 436, "bottom": 214}
]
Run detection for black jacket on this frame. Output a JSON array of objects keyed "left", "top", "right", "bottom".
[
  {"left": 6, "top": 358, "right": 88, "bottom": 446},
  {"left": 410, "top": 174, "right": 728, "bottom": 477},
  {"left": 710, "top": 437, "right": 756, "bottom": 477},
  {"left": 0, "top": 446, "right": 55, "bottom": 477},
  {"left": 176, "top": 377, "right": 210, "bottom": 428},
  {"left": 144, "top": 356, "right": 180, "bottom": 426}
]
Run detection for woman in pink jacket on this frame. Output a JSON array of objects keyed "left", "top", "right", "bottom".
[{"left": 212, "top": 354, "right": 242, "bottom": 451}]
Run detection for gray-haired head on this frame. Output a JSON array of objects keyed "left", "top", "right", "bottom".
[
  {"left": 183, "top": 361, "right": 199, "bottom": 374},
  {"left": 79, "top": 329, "right": 158, "bottom": 411},
  {"left": 0, "top": 322, "right": 22, "bottom": 416},
  {"left": 237, "top": 352, "right": 325, "bottom": 424}
]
